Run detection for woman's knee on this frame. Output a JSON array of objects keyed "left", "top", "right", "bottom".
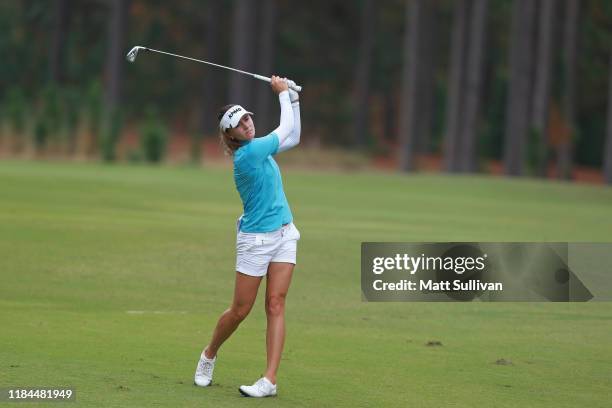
[
  {"left": 228, "top": 304, "right": 252, "bottom": 322},
  {"left": 265, "top": 293, "right": 286, "bottom": 317}
]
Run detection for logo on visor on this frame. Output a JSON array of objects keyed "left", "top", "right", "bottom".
[{"left": 227, "top": 107, "right": 243, "bottom": 119}]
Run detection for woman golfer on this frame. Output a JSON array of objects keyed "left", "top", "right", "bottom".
[{"left": 194, "top": 76, "right": 301, "bottom": 397}]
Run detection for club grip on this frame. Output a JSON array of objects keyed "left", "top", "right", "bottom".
[{"left": 254, "top": 75, "right": 302, "bottom": 93}]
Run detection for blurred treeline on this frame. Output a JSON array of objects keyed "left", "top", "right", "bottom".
[{"left": 1, "top": 0, "right": 611, "bottom": 183}]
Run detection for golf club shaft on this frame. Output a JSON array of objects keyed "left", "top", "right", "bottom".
[{"left": 140, "top": 47, "right": 302, "bottom": 92}]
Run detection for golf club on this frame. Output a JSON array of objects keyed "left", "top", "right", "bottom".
[{"left": 126, "top": 46, "right": 302, "bottom": 92}]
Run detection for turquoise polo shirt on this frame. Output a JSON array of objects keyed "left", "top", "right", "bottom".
[{"left": 233, "top": 132, "right": 293, "bottom": 232}]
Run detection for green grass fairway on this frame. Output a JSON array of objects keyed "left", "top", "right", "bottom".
[{"left": 1, "top": 160, "right": 611, "bottom": 407}]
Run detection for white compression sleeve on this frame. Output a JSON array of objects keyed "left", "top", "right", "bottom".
[
  {"left": 272, "top": 91, "right": 294, "bottom": 145},
  {"left": 278, "top": 102, "right": 301, "bottom": 153}
]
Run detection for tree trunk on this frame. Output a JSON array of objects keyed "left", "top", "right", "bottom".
[
  {"left": 383, "top": 92, "right": 395, "bottom": 142},
  {"left": 49, "top": 0, "right": 71, "bottom": 83},
  {"left": 414, "top": 0, "right": 436, "bottom": 154},
  {"left": 399, "top": 0, "right": 422, "bottom": 171},
  {"left": 443, "top": 0, "right": 470, "bottom": 172},
  {"left": 531, "top": 0, "right": 556, "bottom": 177},
  {"left": 201, "top": 0, "right": 223, "bottom": 136},
  {"left": 558, "top": 0, "right": 579, "bottom": 180},
  {"left": 228, "top": 0, "right": 256, "bottom": 109},
  {"left": 254, "top": 0, "right": 278, "bottom": 134},
  {"left": 353, "top": 0, "right": 377, "bottom": 149},
  {"left": 459, "top": 0, "right": 488, "bottom": 172},
  {"left": 604, "top": 51, "right": 612, "bottom": 184},
  {"left": 104, "top": 0, "right": 130, "bottom": 110},
  {"left": 503, "top": 0, "right": 537, "bottom": 176}
]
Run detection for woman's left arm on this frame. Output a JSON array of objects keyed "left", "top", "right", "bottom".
[
  {"left": 277, "top": 101, "right": 300, "bottom": 153},
  {"left": 277, "top": 81, "right": 301, "bottom": 153}
]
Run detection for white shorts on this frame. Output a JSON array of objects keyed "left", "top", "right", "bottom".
[{"left": 235, "top": 221, "right": 301, "bottom": 277}]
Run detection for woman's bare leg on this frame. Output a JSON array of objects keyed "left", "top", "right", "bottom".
[
  {"left": 263, "top": 262, "right": 294, "bottom": 384},
  {"left": 204, "top": 272, "right": 262, "bottom": 358}
]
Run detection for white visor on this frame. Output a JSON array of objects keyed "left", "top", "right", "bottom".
[{"left": 219, "top": 105, "right": 254, "bottom": 131}]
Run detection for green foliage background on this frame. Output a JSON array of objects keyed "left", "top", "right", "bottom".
[{"left": 0, "top": 1, "right": 611, "bottom": 167}]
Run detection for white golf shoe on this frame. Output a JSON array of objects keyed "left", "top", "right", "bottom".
[
  {"left": 239, "top": 377, "right": 277, "bottom": 397},
  {"left": 194, "top": 352, "right": 216, "bottom": 387}
]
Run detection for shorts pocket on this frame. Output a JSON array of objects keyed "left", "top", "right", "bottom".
[
  {"left": 237, "top": 232, "right": 257, "bottom": 252},
  {"left": 286, "top": 223, "right": 300, "bottom": 241},
  {"left": 237, "top": 232, "right": 273, "bottom": 253},
  {"left": 253, "top": 233, "right": 271, "bottom": 246}
]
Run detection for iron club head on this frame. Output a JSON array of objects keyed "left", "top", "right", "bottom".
[{"left": 126, "top": 46, "right": 145, "bottom": 63}]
